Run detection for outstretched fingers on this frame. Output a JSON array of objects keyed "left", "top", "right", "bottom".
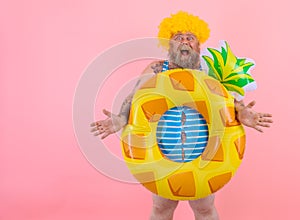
[
  {"left": 89, "top": 109, "right": 118, "bottom": 139},
  {"left": 101, "top": 131, "right": 112, "bottom": 139},
  {"left": 254, "top": 125, "right": 263, "bottom": 133},
  {"left": 255, "top": 112, "right": 273, "bottom": 132},
  {"left": 258, "top": 113, "right": 273, "bottom": 123},
  {"left": 90, "top": 121, "right": 100, "bottom": 127},
  {"left": 257, "top": 122, "right": 271, "bottom": 128},
  {"left": 260, "top": 112, "right": 273, "bottom": 118},
  {"left": 90, "top": 126, "right": 99, "bottom": 132},
  {"left": 90, "top": 120, "right": 104, "bottom": 136}
]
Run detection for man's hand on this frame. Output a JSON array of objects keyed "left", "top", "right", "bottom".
[
  {"left": 236, "top": 100, "right": 273, "bottom": 132},
  {"left": 90, "top": 109, "right": 127, "bottom": 139}
]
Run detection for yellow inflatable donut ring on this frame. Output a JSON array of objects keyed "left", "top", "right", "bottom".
[{"left": 121, "top": 69, "right": 246, "bottom": 200}]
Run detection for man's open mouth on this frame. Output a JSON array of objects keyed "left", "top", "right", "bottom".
[{"left": 180, "top": 50, "right": 190, "bottom": 55}]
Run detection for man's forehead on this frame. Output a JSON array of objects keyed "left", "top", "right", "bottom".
[{"left": 172, "top": 32, "right": 197, "bottom": 37}]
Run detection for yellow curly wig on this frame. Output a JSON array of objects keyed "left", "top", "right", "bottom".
[{"left": 158, "top": 11, "right": 210, "bottom": 48}]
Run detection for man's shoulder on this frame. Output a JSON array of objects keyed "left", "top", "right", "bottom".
[{"left": 142, "top": 60, "right": 165, "bottom": 75}]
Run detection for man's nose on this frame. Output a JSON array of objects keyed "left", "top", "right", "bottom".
[
  {"left": 180, "top": 38, "right": 191, "bottom": 46},
  {"left": 181, "top": 38, "right": 189, "bottom": 44}
]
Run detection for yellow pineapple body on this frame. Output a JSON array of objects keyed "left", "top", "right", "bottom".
[{"left": 121, "top": 69, "right": 245, "bottom": 200}]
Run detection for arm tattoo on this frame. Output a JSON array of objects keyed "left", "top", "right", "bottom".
[
  {"left": 151, "top": 62, "right": 163, "bottom": 74},
  {"left": 118, "top": 94, "right": 133, "bottom": 123},
  {"left": 118, "top": 78, "right": 142, "bottom": 123},
  {"left": 118, "top": 62, "right": 163, "bottom": 123}
]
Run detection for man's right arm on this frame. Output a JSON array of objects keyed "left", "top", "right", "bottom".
[
  {"left": 90, "top": 60, "right": 163, "bottom": 138},
  {"left": 117, "top": 60, "right": 164, "bottom": 124}
]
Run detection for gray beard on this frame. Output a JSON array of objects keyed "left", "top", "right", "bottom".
[{"left": 168, "top": 45, "right": 200, "bottom": 69}]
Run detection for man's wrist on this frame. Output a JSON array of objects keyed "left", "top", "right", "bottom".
[
  {"left": 118, "top": 113, "right": 129, "bottom": 127},
  {"left": 234, "top": 100, "right": 245, "bottom": 112}
]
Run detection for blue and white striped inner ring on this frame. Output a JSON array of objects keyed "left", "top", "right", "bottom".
[{"left": 156, "top": 106, "right": 209, "bottom": 163}]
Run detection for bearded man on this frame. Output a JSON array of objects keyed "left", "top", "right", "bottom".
[{"left": 91, "top": 11, "right": 272, "bottom": 220}]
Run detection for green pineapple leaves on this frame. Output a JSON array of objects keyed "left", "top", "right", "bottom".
[{"left": 202, "top": 41, "right": 257, "bottom": 100}]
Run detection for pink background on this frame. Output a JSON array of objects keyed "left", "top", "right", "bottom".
[{"left": 1, "top": 0, "right": 299, "bottom": 219}]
